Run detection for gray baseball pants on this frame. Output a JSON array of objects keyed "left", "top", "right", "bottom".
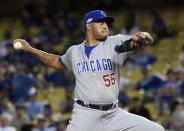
[{"left": 66, "top": 103, "right": 164, "bottom": 131}]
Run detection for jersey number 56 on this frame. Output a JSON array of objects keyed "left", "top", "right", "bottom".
[{"left": 103, "top": 73, "right": 115, "bottom": 87}]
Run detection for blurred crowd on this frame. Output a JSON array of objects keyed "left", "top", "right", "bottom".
[{"left": 0, "top": 3, "right": 182, "bottom": 131}]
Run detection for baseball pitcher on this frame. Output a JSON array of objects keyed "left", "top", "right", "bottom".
[{"left": 13, "top": 10, "right": 164, "bottom": 131}]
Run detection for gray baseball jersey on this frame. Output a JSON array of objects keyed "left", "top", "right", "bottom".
[
  {"left": 61, "top": 34, "right": 131, "bottom": 104},
  {"left": 61, "top": 34, "right": 165, "bottom": 131}
]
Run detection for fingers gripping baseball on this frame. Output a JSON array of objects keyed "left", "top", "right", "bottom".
[{"left": 13, "top": 39, "right": 31, "bottom": 51}]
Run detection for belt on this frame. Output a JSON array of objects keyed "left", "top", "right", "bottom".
[{"left": 76, "top": 100, "right": 118, "bottom": 111}]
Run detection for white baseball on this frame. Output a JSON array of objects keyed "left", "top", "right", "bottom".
[
  {"left": 142, "top": 32, "right": 153, "bottom": 43},
  {"left": 139, "top": 32, "right": 147, "bottom": 38},
  {"left": 143, "top": 32, "right": 150, "bottom": 37},
  {"left": 13, "top": 42, "right": 23, "bottom": 49}
]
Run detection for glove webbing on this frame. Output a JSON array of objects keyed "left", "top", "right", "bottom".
[{"left": 114, "top": 37, "right": 146, "bottom": 53}]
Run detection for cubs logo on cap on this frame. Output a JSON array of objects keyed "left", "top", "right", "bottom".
[
  {"left": 83, "top": 10, "right": 115, "bottom": 25},
  {"left": 100, "top": 10, "right": 106, "bottom": 16},
  {"left": 86, "top": 18, "right": 93, "bottom": 23}
]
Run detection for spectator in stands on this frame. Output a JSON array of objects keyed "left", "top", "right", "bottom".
[
  {"left": 33, "top": 66, "right": 48, "bottom": 89},
  {"left": 25, "top": 87, "right": 44, "bottom": 120},
  {"left": 161, "top": 110, "right": 171, "bottom": 130},
  {"left": 118, "top": 76, "right": 130, "bottom": 109},
  {"left": 20, "top": 28, "right": 32, "bottom": 43},
  {"left": 43, "top": 103, "right": 52, "bottom": 119},
  {"left": 170, "top": 99, "right": 184, "bottom": 131},
  {"left": 11, "top": 103, "right": 30, "bottom": 131},
  {"left": 124, "top": 48, "right": 157, "bottom": 72},
  {"left": 176, "top": 68, "right": 184, "bottom": 97},
  {"left": 46, "top": 114, "right": 59, "bottom": 130},
  {"left": 0, "top": 30, "right": 12, "bottom": 60},
  {"left": 178, "top": 45, "right": 184, "bottom": 70},
  {"left": 12, "top": 64, "right": 37, "bottom": 101},
  {"left": 120, "top": 12, "right": 140, "bottom": 35},
  {"left": 34, "top": 17, "right": 52, "bottom": 44},
  {"left": 54, "top": 11, "right": 68, "bottom": 40},
  {"left": 136, "top": 67, "right": 166, "bottom": 101},
  {"left": 65, "top": 13, "right": 79, "bottom": 34},
  {"left": 21, "top": 9, "right": 36, "bottom": 29},
  {"left": 164, "top": 69, "right": 179, "bottom": 90},
  {"left": 129, "top": 97, "right": 152, "bottom": 120},
  {"left": 56, "top": 120, "right": 68, "bottom": 131},
  {"left": 47, "top": 70, "right": 72, "bottom": 89},
  {"left": 0, "top": 113, "right": 16, "bottom": 131},
  {"left": 150, "top": 11, "right": 176, "bottom": 44},
  {"left": 0, "top": 62, "right": 14, "bottom": 100},
  {"left": 0, "top": 95, "right": 15, "bottom": 116},
  {"left": 60, "top": 89, "right": 74, "bottom": 114},
  {"left": 156, "top": 68, "right": 178, "bottom": 114},
  {"left": 32, "top": 114, "right": 55, "bottom": 131}
]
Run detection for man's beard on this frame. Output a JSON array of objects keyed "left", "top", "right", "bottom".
[{"left": 97, "top": 35, "right": 108, "bottom": 41}]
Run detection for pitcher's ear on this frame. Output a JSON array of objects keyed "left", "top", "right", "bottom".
[{"left": 86, "top": 23, "right": 91, "bottom": 31}]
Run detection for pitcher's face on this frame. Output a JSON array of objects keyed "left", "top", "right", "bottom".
[{"left": 88, "top": 20, "right": 109, "bottom": 41}]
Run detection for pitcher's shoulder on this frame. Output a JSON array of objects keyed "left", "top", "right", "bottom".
[{"left": 66, "top": 43, "right": 82, "bottom": 52}]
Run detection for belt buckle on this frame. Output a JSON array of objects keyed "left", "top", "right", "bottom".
[
  {"left": 84, "top": 101, "right": 90, "bottom": 108},
  {"left": 99, "top": 105, "right": 103, "bottom": 110}
]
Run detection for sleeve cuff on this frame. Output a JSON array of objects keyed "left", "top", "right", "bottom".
[{"left": 60, "top": 56, "right": 68, "bottom": 70}]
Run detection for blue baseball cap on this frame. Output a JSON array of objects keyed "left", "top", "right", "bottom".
[{"left": 83, "top": 10, "right": 115, "bottom": 25}]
